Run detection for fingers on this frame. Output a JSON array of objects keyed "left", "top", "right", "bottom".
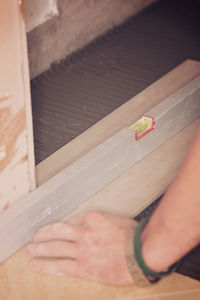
[
  {"left": 29, "top": 258, "right": 78, "bottom": 277},
  {"left": 26, "top": 241, "right": 77, "bottom": 259},
  {"left": 32, "top": 222, "right": 80, "bottom": 243},
  {"left": 67, "top": 212, "right": 87, "bottom": 225}
]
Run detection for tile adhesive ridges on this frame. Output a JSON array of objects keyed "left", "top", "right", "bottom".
[{"left": 31, "top": 0, "right": 200, "bottom": 280}]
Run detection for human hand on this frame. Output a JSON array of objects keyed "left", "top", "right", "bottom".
[{"left": 25, "top": 211, "right": 136, "bottom": 286}]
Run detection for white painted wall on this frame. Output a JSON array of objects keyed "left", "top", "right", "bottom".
[{"left": 24, "top": 0, "right": 59, "bottom": 32}]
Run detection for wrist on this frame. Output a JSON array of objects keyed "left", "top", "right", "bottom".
[
  {"left": 125, "top": 225, "right": 151, "bottom": 286},
  {"left": 141, "top": 213, "right": 200, "bottom": 273},
  {"left": 125, "top": 218, "right": 179, "bottom": 286},
  {"left": 141, "top": 216, "right": 181, "bottom": 273},
  {"left": 141, "top": 222, "right": 173, "bottom": 273}
]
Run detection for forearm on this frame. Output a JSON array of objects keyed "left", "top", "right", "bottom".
[{"left": 141, "top": 127, "right": 200, "bottom": 273}]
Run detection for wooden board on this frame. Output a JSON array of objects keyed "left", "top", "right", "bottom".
[
  {"left": 63, "top": 120, "right": 200, "bottom": 220},
  {"left": 0, "top": 60, "right": 199, "bottom": 299},
  {"left": 0, "top": 0, "right": 35, "bottom": 213},
  {"left": 0, "top": 253, "right": 200, "bottom": 300},
  {"left": 1, "top": 76, "right": 200, "bottom": 263}
]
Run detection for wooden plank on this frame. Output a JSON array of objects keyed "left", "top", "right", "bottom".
[
  {"left": 0, "top": 0, "right": 35, "bottom": 213},
  {"left": 0, "top": 61, "right": 200, "bottom": 299},
  {"left": 63, "top": 119, "right": 200, "bottom": 220},
  {"left": 1, "top": 77, "right": 200, "bottom": 263},
  {"left": 0, "top": 251, "right": 199, "bottom": 300}
]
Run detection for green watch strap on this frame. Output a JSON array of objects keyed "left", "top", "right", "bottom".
[{"left": 134, "top": 217, "right": 179, "bottom": 278}]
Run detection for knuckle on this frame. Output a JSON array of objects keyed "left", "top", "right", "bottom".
[
  {"left": 32, "top": 243, "right": 46, "bottom": 255},
  {"left": 85, "top": 210, "right": 104, "bottom": 220},
  {"left": 52, "top": 222, "right": 65, "bottom": 231},
  {"left": 50, "top": 222, "right": 67, "bottom": 235},
  {"left": 81, "top": 226, "right": 91, "bottom": 241}
]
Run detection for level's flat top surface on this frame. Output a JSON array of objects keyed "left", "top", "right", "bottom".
[{"left": 31, "top": 0, "right": 200, "bottom": 280}]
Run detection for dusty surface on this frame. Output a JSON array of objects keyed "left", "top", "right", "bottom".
[{"left": 0, "top": 0, "right": 35, "bottom": 212}]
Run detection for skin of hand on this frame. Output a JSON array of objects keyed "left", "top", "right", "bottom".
[
  {"left": 24, "top": 211, "right": 136, "bottom": 286},
  {"left": 141, "top": 127, "right": 200, "bottom": 272}
]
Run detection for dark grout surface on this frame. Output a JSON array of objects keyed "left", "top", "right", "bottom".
[{"left": 31, "top": 0, "right": 200, "bottom": 280}]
